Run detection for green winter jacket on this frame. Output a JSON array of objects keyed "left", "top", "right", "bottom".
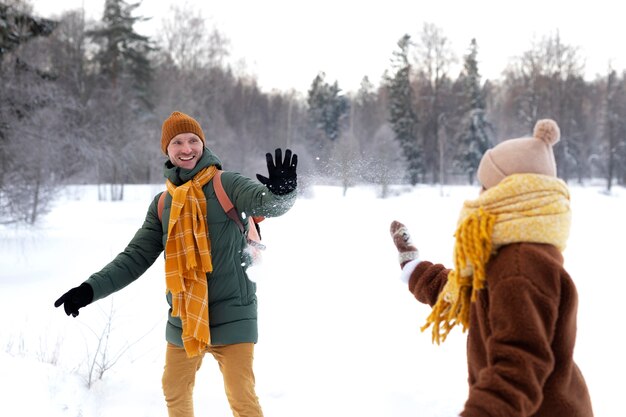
[{"left": 85, "top": 147, "right": 296, "bottom": 346}]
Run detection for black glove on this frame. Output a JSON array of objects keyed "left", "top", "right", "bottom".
[
  {"left": 256, "top": 148, "right": 298, "bottom": 196},
  {"left": 54, "top": 282, "right": 94, "bottom": 317}
]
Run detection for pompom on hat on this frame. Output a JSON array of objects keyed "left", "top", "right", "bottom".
[
  {"left": 161, "top": 111, "right": 205, "bottom": 155},
  {"left": 477, "top": 119, "right": 560, "bottom": 189}
]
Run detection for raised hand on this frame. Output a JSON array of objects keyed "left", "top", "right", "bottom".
[
  {"left": 390, "top": 220, "right": 420, "bottom": 268},
  {"left": 256, "top": 148, "right": 298, "bottom": 195}
]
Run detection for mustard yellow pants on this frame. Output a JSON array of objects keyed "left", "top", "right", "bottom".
[{"left": 162, "top": 342, "right": 263, "bottom": 417}]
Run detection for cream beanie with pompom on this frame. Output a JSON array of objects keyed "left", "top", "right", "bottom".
[{"left": 476, "top": 119, "right": 560, "bottom": 189}]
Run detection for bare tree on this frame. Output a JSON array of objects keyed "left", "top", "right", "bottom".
[
  {"left": 331, "top": 131, "right": 360, "bottom": 196},
  {"left": 0, "top": 1, "right": 59, "bottom": 224},
  {"left": 413, "top": 23, "right": 456, "bottom": 184},
  {"left": 497, "top": 32, "right": 586, "bottom": 181},
  {"left": 82, "top": 302, "right": 156, "bottom": 388},
  {"left": 602, "top": 69, "right": 626, "bottom": 191},
  {"left": 159, "top": 2, "right": 229, "bottom": 72}
]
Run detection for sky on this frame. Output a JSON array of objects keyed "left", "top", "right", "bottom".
[
  {"left": 1, "top": 181, "right": 625, "bottom": 416},
  {"left": 30, "top": 0, "right": 626, "bottom": 94}
]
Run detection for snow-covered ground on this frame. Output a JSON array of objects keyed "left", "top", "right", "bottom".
[{"left": 1, "top": 182, "right": 624, "bottom": 416}]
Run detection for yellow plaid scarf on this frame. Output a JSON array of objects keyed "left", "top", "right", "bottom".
[
  {"left": 422, "top": 174, "right": 571, "bottom": 344},
  {"left": 165, "top": 165, "right": 217, "bottom": 357}
]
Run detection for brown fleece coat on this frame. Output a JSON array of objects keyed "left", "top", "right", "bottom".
[{"left": 410, "top": 242, "right": 593, "bottom": 417}]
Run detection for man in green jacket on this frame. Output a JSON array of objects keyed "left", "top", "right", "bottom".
[{"left": 54, "top": 111, "right": 298, "bottom": 417}]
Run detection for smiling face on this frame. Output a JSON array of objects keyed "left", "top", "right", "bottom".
[{"left": 167, "top": 132, "right": 204, "bottom": 170}]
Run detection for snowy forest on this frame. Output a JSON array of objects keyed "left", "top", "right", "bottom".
[{"left": 2, "top": 0, "right": 626, "bottom": 226}]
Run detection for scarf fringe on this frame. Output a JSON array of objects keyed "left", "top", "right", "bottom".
[{"left": 422, "top": 209, "right": 495, "bottom": 344}]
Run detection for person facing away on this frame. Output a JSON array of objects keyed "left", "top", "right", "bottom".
[
  {"left": 389, "top": 119, "right": 594, "bottom": 417},
  {"left": 54, "top": 111, "right": 298, "bottom": 417}
]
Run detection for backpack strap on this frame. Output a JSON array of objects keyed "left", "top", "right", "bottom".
[
  {"left": 213, "top": 170, "right": 245, "bottom": 234},
  {"left": 157, "top": 171, "right": 235, "bottom": 225},
  {"left": 158, "top": 171, "right": 263, "bottom": 237},
  {"left": 157, "top": 191, "right": 166, "bottom": 222}
]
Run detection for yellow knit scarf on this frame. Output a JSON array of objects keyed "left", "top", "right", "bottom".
[
  {"left": 165, "top": 165, "right": 217, "bottom": 357},
  {"left": 422, "top": 173, "right": 571, "bottom": 344}
]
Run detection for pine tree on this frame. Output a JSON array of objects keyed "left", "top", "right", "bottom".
[
  {"left": 305, "top": 72, "right": 349, "bottom": 168},
  {"left": 453, "top": 39, "right": 493, "bottom": 184},
  {"left": 0, "top": 2, "right": 56, "bottom": 60},
  {"left": 353, "top": 76, "right": 381, "bottom": 153},
  {"left": 86, "top": 0, "right": 156, "bottom": 199},
  {"left": 307, "top": 72, "right": 348, "bottom": 143},
  {"left": 87, "top": 0, "right": 155, "bottom": 110},
  {"left": 386, "top": 34, "right": 422, "bottom": 185}
]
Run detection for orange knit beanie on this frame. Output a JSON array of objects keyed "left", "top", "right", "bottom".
[{"left": 161, "top": 111, "right": 205, "bottom": 154}]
